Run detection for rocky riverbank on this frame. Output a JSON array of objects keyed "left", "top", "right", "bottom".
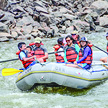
[{"left": 0, "top": 0, "right": 108, "bottom": 42}]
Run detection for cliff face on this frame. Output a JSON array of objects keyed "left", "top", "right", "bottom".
[{"left": 0, "top": 0, "right": 7, "bottom": 9}]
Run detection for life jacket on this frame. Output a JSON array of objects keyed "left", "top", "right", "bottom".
[
  {"left": 34, "top": 47, "right": 46, "bottom": 62},
  {"left": 29, "top": 42, "right": 44, "bottom": 46},
  {"left": 107, "top": 42, "right": 108, "bottom": 52},
  {"left": 29, "top": 42, "right": 44, "bottom": 51},
  {"left": 16, "top": 50, "right": 34, "bottom": 68},
  {"left": 16, "top": 50, "right": 20, "bottom": 55},
  {"left": 78, "top": 46, "right": 93, "bottom": 64},
  {"left": 53, "top": 44, "right": 64, "bottom": 63},
  {"left": 65, "top": 44, "right": 78, "bottom": 62},
  {"left": 87, "top": 43, "right": 93, "bottom": 47}
]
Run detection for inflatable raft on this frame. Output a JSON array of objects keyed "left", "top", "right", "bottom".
[{"left": 16, "top": 51, "right": 108, "bottom": 91}]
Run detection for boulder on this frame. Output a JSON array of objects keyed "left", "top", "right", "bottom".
[
  {"left": 99, "top": 15, "right": 108, "bottom": 27},
  {"left": 0, "top": 32, "right": 11, "bottom": 38},
  {"left": 91, "top": 0, "right": 108, "bottom": 9},
  {"left": 22, "top": 25, "right": 32, "bottom": 34},
  {"left": 0, "top": 22, "right": 8, "bottom": 32},
  {"left": 0, "top": 37, "right": 9, "bottom": 42}
]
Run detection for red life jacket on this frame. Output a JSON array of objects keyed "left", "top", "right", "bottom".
[
  {"left": 107, "top": 43, "right": 108, "bottom": 52},
  {"left": 34, "top": 47, "right": 46, "bottom": 62},
  {"left": 65, "top": 44, "right": 78, "bottom": 62},
  {"left": 16, "top": 50, "right": 34, "bottom": 68},
  {"left": 53, "top": 44, "right": 64, "bottom": 63},
  {"left": 78, "top": 46, "right": 93, "bottom": 64},
  {"left": 27, "top": 51, "right": 35, "bottom": 61},
  {"left": 29, "top": 42, "right": 44, "bottom": 46},
  {"left": 87, "top": 43, "right": 93, "bottom": 47}
]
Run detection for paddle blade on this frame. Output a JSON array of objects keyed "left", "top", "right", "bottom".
[{"left": 2, "top": 68, "right": 23, "bottom": 76}]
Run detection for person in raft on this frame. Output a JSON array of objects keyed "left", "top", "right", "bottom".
[
  {"left": 53, "top": 37, "right": 65, "bottom": 63},
  {"left": 64, "top": 35, "right": 80, "bottom": 64},
  {"left": 66, "top": 37, "right": 93, "bottom": 69},
  {"left": 100, "top": 32, "right": 108, "bottom": 63},
  {"left": 17, "top": 42, "right": 36, "bottom": 69},
  {"left": 33, "top": 37, "right": 48, "bottom": 63},
  {"left": 26, "top": 46, "right": 34, "bottom": 56},
  {"left": 71, "top": 30, "right": 80, "bottom": 44}
]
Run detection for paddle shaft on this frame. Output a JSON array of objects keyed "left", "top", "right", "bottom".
[
  {"left": 93, "top": 44, "right": 108, "bottom": 55},
  {"left": 0, "top": 58, "right": 18, "bottom": 63},
  {"left": 0, "top": 51, "right": 64, "bottom": 63},
  {"left": 48, "top": 50, "right": 64, "bottom": 54}
]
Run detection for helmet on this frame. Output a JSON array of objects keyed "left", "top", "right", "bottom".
[
  {"left": 57, "top": 37, "right": 63, "bottom": 45},
  {"left": 80, "top": 37, "right": 87, "bottom": 42},
  {"left": 105, "top": 32, "right": 108, "bottom": 37}
]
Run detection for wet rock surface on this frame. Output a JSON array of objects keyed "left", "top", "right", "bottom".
[{"left": 0, "top": 0, "right": 108, "bottom": 42}]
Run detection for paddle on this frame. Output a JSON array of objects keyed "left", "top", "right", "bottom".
[
  {"left": 1, "top": 59, "right": 43, "bottom": 76},
  {"left": 0, "top": 51, "right": 64, "bottom": 63},
  {"left": 2, "top": 68, "right": 23, "bottom": 76},
  {"left": 93, "top": 44, "right": 108, "bottom": 55},
  {"left": 102, "top": 64, "right": 108, "bottom": 69},
  {"left": 0, "top": 58, "right": 18, "bottom": 63}
]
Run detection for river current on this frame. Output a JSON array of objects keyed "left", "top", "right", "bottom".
[{"left": 0, "top": 32, "right": 108, "bottom": 108}]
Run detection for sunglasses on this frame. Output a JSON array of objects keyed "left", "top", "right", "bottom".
[{"left": 66, "top": 39, "right": 71, "bottom": 42}]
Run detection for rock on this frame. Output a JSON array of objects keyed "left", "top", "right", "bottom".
[
  {"left": 0, "top": 22, "right": 8, "bottom": 32},
  {"left": 40, "top": 13, "right": 53, "bottom": 25},
  {"left": 65, "top": 26, "right": 74, "bottom": 34},
  {"left": 11, "top": 31, "right": 18, "bottom": 38},
  {"left": 0, "top": 37, "right": 9, "bottom": 42},
  {"left": 22, "top": 25, "right": 32, "bottom": 34},
  {"left": 0, "top": 11, "right": 14, "bottom": 23},
  {"left": 25, "top": 7, "right": 34, "bottom": 15},
  {"left": 50, "top": 25, "right": 59, "bottom": 35},
  {"left": 35, "top": 6, "right": 48, "bottom": 14},
  {"left": 17, "top": 34, "right": 32, "bottom": 40},
  {"left": 99, "top": 15, "right": 108, "bottom": 27},
  {"left": 73, "top": 20, "right": 90, "bottom": 32},
  {"left": 62, "top": 14, "right": 77, "bottom": 20},
  {"left": 91, "top": 0, "right": 108, "bottom": 9},
  {"left": 95, "top": 26, "right": 105, "bottom": 32},
  {"left": 47, "top": 28, "right": 55, "bottom": 37},
  {"left": 64, "top": 20, "right": 71, "bottom": 27},
  {"left": 0, "top": 0, "right": 7, "bottom": 10},
  {"left": 0, "top": 32, "right": 12, "bottom": 39},
  {"left": 16, "top": 16, "right": 34, "bottom": 26},
  {"left": 31, "top": 31, "right": 45, "bottom": 38}
]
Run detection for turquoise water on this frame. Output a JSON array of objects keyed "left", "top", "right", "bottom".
[{"left": 0, "top": 32, "right": 108, "bottom": 108}]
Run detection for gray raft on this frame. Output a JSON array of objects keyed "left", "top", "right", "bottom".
[{"left": 16, "top": 51, "right": 108, "bottom": 91}]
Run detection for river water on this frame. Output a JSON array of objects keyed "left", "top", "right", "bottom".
[{"left": 0, "top": 32, "right": 108, "bottom": 108}]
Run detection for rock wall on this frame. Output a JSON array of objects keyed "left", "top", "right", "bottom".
[{"left": 0, "top": 0, "right": 108, "bottom": 42}]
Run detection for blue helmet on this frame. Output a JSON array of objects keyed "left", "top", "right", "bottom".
[
  {"left": 80, "top": 37, "right": 87, "bottom": 42},
  {"left": 105, "top": 32, "right": 108, "bottom": 37},
  {"left": 57, "top": 37, "right": 63, "bottom": 45}
]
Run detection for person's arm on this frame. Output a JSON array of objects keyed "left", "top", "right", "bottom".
[
  {"left": 22, "top": 56, "right": 36, "bottom": 61},
  {"left": 20, "top": 51, "right": 35, "bottom": 61},
  {"left": 57, "top": 48, "right": 64, "bottom": 57},
  {"left": 77, "top": 47, "right": 90, "bottom": 64},
  {"left": 41, "top": 47, "right": 48, "bottom": 60},
  {"left": 41, "top": 52, "right": 48, "bottom": 60}
]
